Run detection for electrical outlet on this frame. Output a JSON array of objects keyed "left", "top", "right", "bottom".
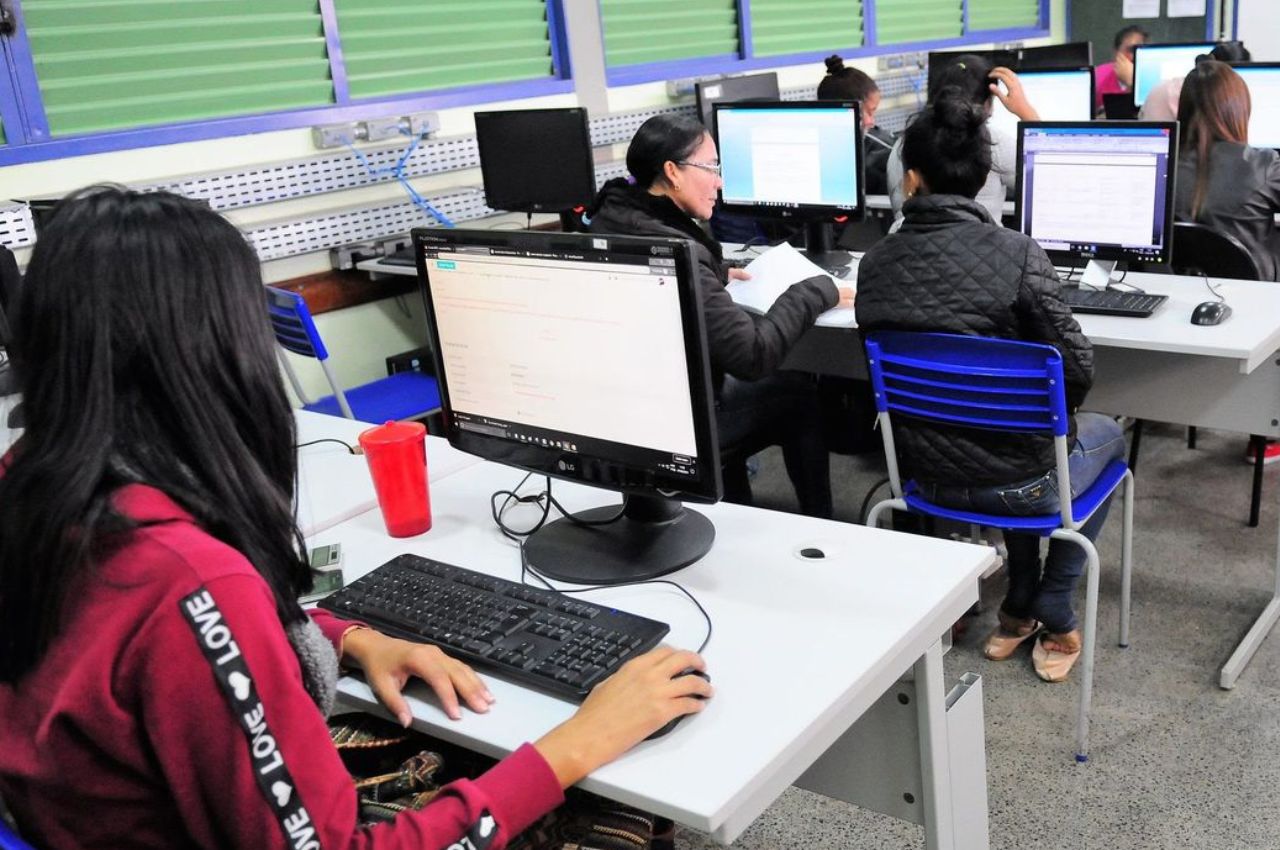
[
  {"left": 402, "top": 111, "right": 439, "bottom": 138},
  {"left": 312, "top": 122, "right": 359, "bottom": 149},
  {"left": 362, "top": 116, "right": 403, "bottom": 143},
  {"left": 329, "top": 241, "right": 381, "bottom": 271}
]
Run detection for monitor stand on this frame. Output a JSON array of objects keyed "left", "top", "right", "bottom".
[
  {"left": 800, "top": 221, "right": 852, "bottom": 271},
  {"left": 521, "top": 495, "right": 715, "bottom": 585},
  {"left": 1079, "top": 259, "right": 1119, "bottom": 288}
]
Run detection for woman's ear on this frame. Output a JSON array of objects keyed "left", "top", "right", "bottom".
[
  {"left": 903, "top": 168, "right": 927, "bottom": 199},
  {"left": 661, "top": 159, "right": 682, "bottom": 189}
]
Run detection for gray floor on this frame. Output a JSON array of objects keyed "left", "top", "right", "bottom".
[{"left": 675, "top": 421, "right": 1280, "bottom": 850}]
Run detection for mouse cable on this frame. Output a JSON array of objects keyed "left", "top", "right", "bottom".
[
  {"left": 295, "top": 437, "right": 357, "bottom": 454},
  {"left": 1199, "top": 271, "right": 1226, "bottom": 303}
]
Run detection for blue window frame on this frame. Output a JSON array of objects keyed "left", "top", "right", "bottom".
[
  {"left": 603, "top": 0, "right": 1050, "bottom": 87},
  {"left": 0, "top": 0, "right": 574, "bottom": 166}
]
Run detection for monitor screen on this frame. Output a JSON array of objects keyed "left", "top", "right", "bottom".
[
  {"left": 1133, "top": 43, "right": 1214, "bottom": 106},
  {"left": 1017, "top": 42, "right": 1093, "bottom": 70},
  {"left": 694, "top": 73, "right": 780, "bottom": 129},
  {"left": 1015, "top": 121, "right": 1179, "bottom": 265},
  {"left": 414, "top": 228, "right": 720, "bottom": 584},
  {"left": 473, "top": 108, "right": 596, "bottom": 214},
  {"left": 1231, "top": 63, "right": 1280, "bottom": 150},
  {"left": 989, "top": 68, "right": 1095, "bottom": 139},
  {"left": 714, "top": 100, "right": 864, "bottom": 220}
]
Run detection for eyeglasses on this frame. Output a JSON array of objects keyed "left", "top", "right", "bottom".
[{"left": 677, "top": 160, "right": 722, "bottom": 176}]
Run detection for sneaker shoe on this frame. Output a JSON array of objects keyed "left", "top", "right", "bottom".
[
  {"left": 1032, "top": 629, "right": 1083, "bottom": 683},
  {"left": 983, "top": 610, "right": 1043, "bottom": 661},
  {"left": 1244, "top": 441, "right": 1280, "bottom": 466}
]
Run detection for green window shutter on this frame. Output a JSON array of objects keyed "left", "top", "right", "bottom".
[
  {"left": 750, "top": 0, "right": 863, "bottom": 57},
  {"left": 967, "top": 0, "right": 1039, "bottom": 30},
  {"left": 601, "top": 0, "right": 739, "bottom": 67},
  {"left": 875, "top": 0, "right": 962, "bottom": 44},
  {"left": 23, "top": 0, "right": 334, "bottom": 138},
  {"left": 334, "top": 0, "right": 556, "bottom": 100}
]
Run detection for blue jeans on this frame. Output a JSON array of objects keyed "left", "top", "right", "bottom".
[{"left": 919, "top": 413, "right": 1126, "bottom": 633}]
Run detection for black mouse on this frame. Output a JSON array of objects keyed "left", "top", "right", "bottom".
[
  {"left": 1191, "top": 301, "right": 1232, "bottom": 326},
  {"left": 645, "top": 669, "right": 710, "bottom": 741}
]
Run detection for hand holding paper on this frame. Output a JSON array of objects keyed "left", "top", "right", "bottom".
[{"left": 726, "top": 242, "right": 858, "bottom": 328}]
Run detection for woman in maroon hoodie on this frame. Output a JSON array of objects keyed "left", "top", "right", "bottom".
[{"left": 0, "top": 187, "right": 710, "bottom": 849}]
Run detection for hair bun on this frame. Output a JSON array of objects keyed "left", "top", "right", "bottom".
[
  {"left": 931, "top": 87, "right": 986, "bottom": 133},
  {"left": 825, "top": 55, "right": 846, "bottom": 75}
]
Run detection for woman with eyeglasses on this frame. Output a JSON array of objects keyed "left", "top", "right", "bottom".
[{"left": 587, "top": 114, "right": 854, "bottom": 518}]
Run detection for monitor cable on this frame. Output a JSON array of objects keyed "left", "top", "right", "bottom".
[
  {"left": 295, "top": 437, "right": 357, "bottom": 454},
  {"left": 344, "top": 132, "right": 456, "bottom": 228}
]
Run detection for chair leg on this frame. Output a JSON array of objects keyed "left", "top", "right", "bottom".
[
  {"left": 1119, "top": 470, "right": 1135, "bottom": 649},
  {"left": 1127, "top": 419, "right": 1144, "bottom": 473},
  {"left": 1186, "top": 426, "right": 1197, "bottom": 449},
  {"left": 1249, "top": 435, "right": 1265, "bottom": 528},
  {"left": 1051, "top": 528, "right": 1099, "bottom": 763},
  {"left": 865, "top": 498, "right": 907, "bottom": 530}
]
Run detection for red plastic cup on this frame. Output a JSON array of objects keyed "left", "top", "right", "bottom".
[{"left": 358, "top": 420, "right": 431, "bottom": 537}]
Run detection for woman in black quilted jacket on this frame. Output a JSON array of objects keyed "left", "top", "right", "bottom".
[
  {"left": 855, "top": 91, "right": 1126, "bottom": 683},
  {"left": 586, "top": 114, "right": 853, "bottom": 518}
]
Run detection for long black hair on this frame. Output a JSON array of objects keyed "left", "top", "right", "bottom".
[
  {"left": 926, "top": 53, "right": 994, "bottom": 106},
  {"left": 0, "top": 187, "right": 310, "bottom": 683},
  {"left": 901, "top": 89, "right": 993, "bottom": 199},
  {"left": 625, "top": 113, "right": 708, "bottom": 189}
]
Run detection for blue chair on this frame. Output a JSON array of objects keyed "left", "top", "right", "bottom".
[
  {"left": 863, "top": 331, "right": 1134, "bottom": 762},
  {"left": 0, "top": 811, "right": 36, "bottom": 850},
  {"left": 265, "top": 287, "right": 441, "bottom": 424}
]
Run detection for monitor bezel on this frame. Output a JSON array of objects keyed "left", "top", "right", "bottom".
[
  {"left": 1228, "top": 62, "right": 1280, "bottom": 151},
  {"left": 473, "top": 107, "right": 597, "bottom": 214},
  {"left": 412, "top": 228, "right": 723, "bottom": 506},
  {"left": 712, "top": 99, "right": 866, "bottom": 223},
  {"left": 1014, "top": 120, "right": 1180, "bottom": 266},
  {"left": 1016, "top": 41, "right": 1093, "bottom": 71},
  {"left": 694, "top": 72, "right": 781, "bottom": 129},
  {"left": 1131, "top": 42, "right": 1215, "bottom": 105}
]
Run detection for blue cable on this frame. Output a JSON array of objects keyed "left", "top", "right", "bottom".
[{"left": 345, "top": 133, "right": 455, "bottom": 228}]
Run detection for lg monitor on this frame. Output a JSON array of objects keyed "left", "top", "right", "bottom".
[
  {"left": 694, "top": 73, "right": 780, "bottom": 130},
  {"left": 1017, "top": 41, "right": 1093, "bottom": 70},
  {"left": 1230, "top": 63, "right": 1280, "bottom": 150},
  {"left": 1132, "top": 43, "right": 1214, "bottom": 106},
  {"left": 989, "top": 67, "right": 1095, "bottom": 139},
  {"left": 1015, "top": 121, "right": 1179, "bottom": 287},
  {"left": 473, "top": 108, "right": 596, "bottom": 230},
  {"left": 413, "top": 228, "right": 721, "bottom": 584},
  {"left": 713, "top": 100, "right": 864, "bottom": 267}
]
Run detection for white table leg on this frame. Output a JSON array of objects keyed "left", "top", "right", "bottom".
[
  {"left": 1220, "top": 514, "right": 1280, "bottom": 689},
  {"left": 915, "top": 639, "right": 956, "bottom": 850}
]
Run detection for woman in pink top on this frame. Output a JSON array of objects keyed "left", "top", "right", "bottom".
[{"left": 1094, "top": 24, "right": 1148, "bottom": 112}]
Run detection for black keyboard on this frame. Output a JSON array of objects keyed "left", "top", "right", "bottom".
[
  {"left": 381, "top": 246, "right": 416, "bottom": 267},
  {"left": 319, "top": 554, "right": 669, "bottom": 701},
  {"left": 1061, "top": 287, "right": 1168, "bottom": 318}
]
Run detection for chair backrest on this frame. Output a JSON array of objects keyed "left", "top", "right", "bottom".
[
  {"left": 865, "top": 331, "right": 1074, "bottom": 523},
  {"left": 264, "top": 286, "right": 329, "bottom": 361},
  {"left": 1171, "top": 222, "right": 1261, "bottom": 281}
]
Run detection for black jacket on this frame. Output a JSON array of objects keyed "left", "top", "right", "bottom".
[
  {"left": 855, "top": 195, "right": 1094, "bottom": 486},
  {"left": 1175, "top": 142, "right": 1280, "bottom": 282},
  {"left": 586, "top": 179, "right": 838, "bottom": 392}
]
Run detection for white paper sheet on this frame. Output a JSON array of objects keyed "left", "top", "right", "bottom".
[
  {"left": 1166, "top": 0, "right": 1204, "bottom": 16},
  {"left": 726, "top": 242, "right": 857, "bottom": 328},
  {"left": 1123, "top": 0, "right": 1159, "bottom": 17}
]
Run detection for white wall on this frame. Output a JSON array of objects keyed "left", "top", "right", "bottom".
[{"left": 1235, "top": 0, "right": 1280, "bottom": 60}]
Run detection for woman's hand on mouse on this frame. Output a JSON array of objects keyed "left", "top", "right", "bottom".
[
  {"left": 534, "top": 647, "right": 712, "bottom": 788},
  {"left": 989, "top": 67, "right": 1040, "bottom": 121}
]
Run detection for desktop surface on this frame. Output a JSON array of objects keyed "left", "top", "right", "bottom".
[{"left": 314, "top": 459, "right": 993, "bottom": 841}]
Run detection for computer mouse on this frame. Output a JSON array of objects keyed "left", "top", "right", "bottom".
[
  {"left": 1191, "top": 301, "right": 1232, "bottom": 326},
  {"left": 645, "top": 669, "right": 711, "bottom": 741}
]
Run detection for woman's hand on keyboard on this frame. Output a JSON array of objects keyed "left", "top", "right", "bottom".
[
  {"left": 534, "top": 647, "right": 712, "bottom": 789},
  {"left": 342, "top": 628, "right": 496, "bottom": 725}
]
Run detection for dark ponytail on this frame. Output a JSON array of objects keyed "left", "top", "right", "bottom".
[
  {"left": 901, "top": 88, "right": 992, "bottom": 198},
  {"left": 625, "top": 114, "right": 708, "bottom": 189}
]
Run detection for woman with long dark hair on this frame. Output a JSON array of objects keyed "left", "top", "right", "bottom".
[
  {"left": 587, "top": 114, "right": 853, "bottom": 519},
  {"left": 0, "top": 187, "right": 710, "bottom": 847}
]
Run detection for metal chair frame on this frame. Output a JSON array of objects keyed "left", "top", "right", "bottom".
[{"left": 863, "top": 331, "right": 1135, "bottom": 762}]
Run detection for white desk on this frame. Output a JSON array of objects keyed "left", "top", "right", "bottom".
[
  {"left": 309, "top": 460, "right": 995, "bottom": 848},
  {"left": 864, "top": 194, "right": 1015, "bottom": 218},
  {"left": 294, "top": 410, "right": 480, "bottom": 537}
]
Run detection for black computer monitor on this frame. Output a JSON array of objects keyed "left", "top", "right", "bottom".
[
  {"left": 1015, "top": 121, "right": 1179, "bottom": 287},
  {"left": 1230, "top": 63, "right": 1280, "bottom": 151},
  {"left": 713, "top": 100, "right": 864, "bottom": 267},
  {"left": 413, "top": 228, "right": 721, "bottom": 585},
  {"left": 1017, "top": 41, "right": 1093, "bottom": 70},
  {"left": 927, "top": 48, "right": 1019, "bottom": 94},
  {"left": 1132, "top": 42, "right": 1215, "bottom": 106},
  {"left": 694, "top": 73, "right": 780, "bottom": 130},
  {"left": 989, "top": 67, "right": 1095, "bottom": 139},
  {"left": 473, "top": 108, "right": 596, "bottom": 229}
]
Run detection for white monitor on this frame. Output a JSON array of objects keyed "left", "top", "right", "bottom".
[
  {"left": 990, "top": 68, "right": 1095, "bottom": 139},
  {"left": 1133, "top": 43, "right": 1214, "bottom": 106},
  {"left": 1231, "top": 63, "right": 1280, "bottom": 150}
]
